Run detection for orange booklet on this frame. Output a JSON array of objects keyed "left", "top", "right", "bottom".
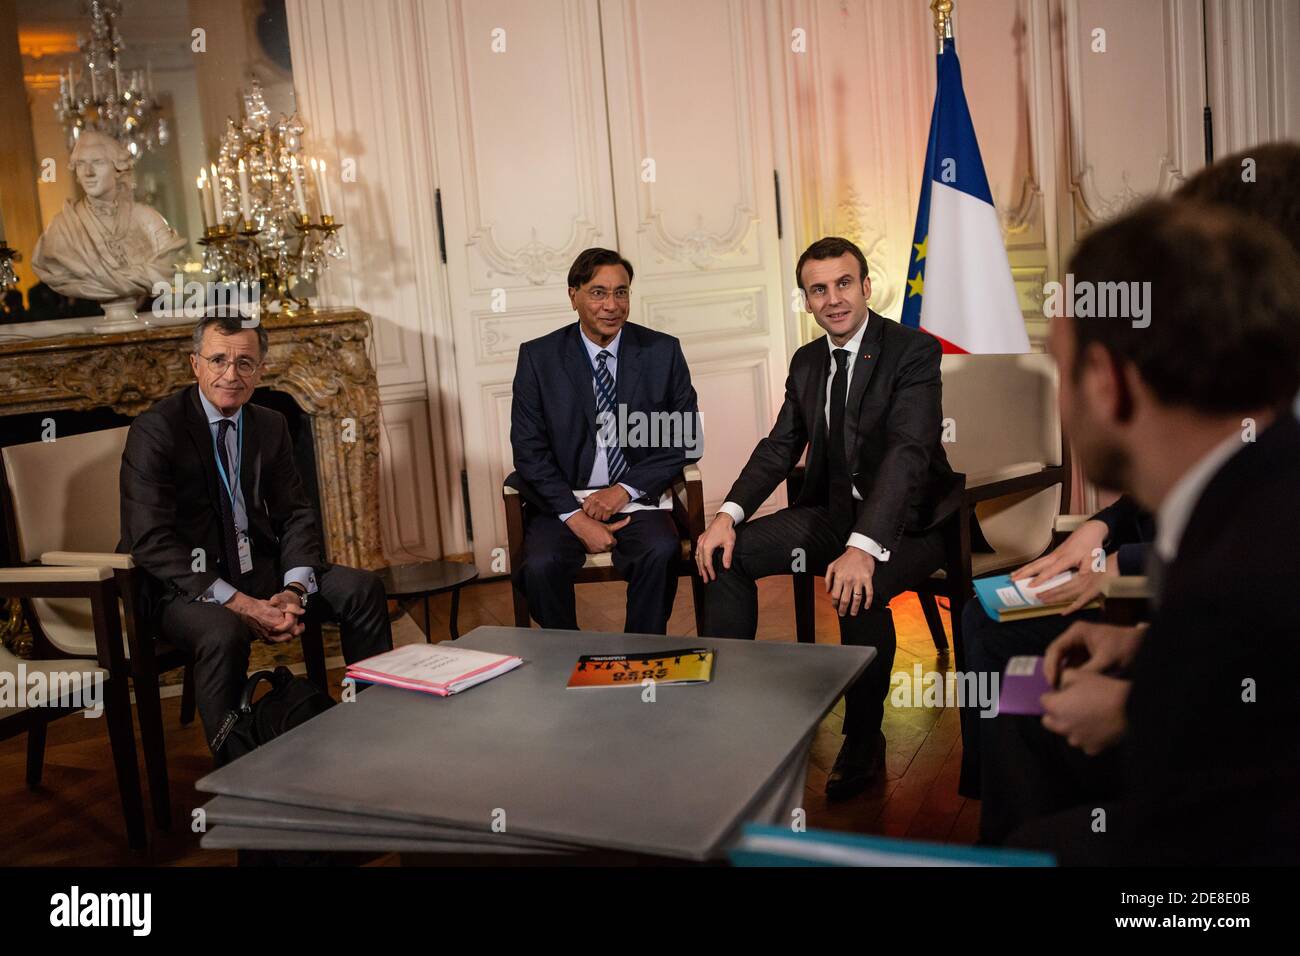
[{"left": 566, "top": 648, "right": 715, "bottom": 689}]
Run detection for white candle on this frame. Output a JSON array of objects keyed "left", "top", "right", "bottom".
[
  {"left": 291, "top": 156, "right": 308, "bottom": 217},
  {"left": 90, "top": 68, "right": 98, "bottom": 101},
  {"left": 199, "top": 168, "right": 213, "bottom": 226},
  {"left": 114, "top": 61, "right": 122, "bottom": 98},
  {"left": 237, "top": 158, "right": 251, "bottom": 220},
  {"left": 317, "top": 158, "right": 333, "bottom": 217},
  {"left": 196, "top": 175, "right": 209, "bottom": 229},
  {"left": 210, "top": 163, "right": 224, "bottom": 222}
]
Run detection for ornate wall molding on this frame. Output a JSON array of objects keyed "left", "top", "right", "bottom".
[
  {"left": 615, "top": 0, "right": 763, "bottom": 273},
  {"left": 447, "top": 0, "right": 613, "bottom": 289},
  {"left": 1064, "top": 0, "right": 1197, "bottom": 231},
  {"left": 0, "top": 309, "right": 383, "bottom": 570}
]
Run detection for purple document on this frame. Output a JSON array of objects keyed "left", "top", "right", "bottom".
[{"left": 997, "top": 656, "right": 1052, "bottom": 716}]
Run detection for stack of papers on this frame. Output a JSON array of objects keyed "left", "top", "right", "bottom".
[{"left": 346, "top": 644, "right": 523, "bottom": 697}]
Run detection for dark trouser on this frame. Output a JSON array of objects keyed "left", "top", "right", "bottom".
[
  {"left": 956, "top": 602, "right": 1101, "bottom": 798},
  {"left": 159, "top": 564, "right": 393, "bottom": 752},
  {"left": 702, "top": 504, "right": 945, "bottom": 740},
  {"left": 978, "top": 706, "right": 1123, "bottom": 845},
  {"left": 517, "top": 509, "right": 681, "bottom": 634}
]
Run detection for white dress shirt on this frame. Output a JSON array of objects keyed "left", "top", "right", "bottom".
[
  {"left": 1154, "top": 428, "right": 1250, "bottom": 563},
  {"left": 559, "top": 326, "right": 646, "bottom": 522},
  {"left": 718, "top": 317, "right": 891, "bottom": 562}
]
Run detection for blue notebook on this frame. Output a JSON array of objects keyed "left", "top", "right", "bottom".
[
  {"left": 972, "top": 571, "right": 1098, "bottom": 622},
  {"left": 729, "top": 824, "right": 1055, "bottom": 867}
]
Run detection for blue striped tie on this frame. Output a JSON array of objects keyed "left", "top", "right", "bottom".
[{"left": 594, "top": 350, "right": 628, "bottom": 486}]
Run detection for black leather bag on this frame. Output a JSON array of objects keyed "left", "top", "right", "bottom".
[{"left": 211, "top": 666, "right": 334, "bottom": 762}]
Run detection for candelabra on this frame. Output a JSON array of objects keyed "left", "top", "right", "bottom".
[
  {"left": 197, "top": 83, "right": 344, "bottom": 313},
  {"left": 54, "top": 0, "right": 168, "bottom": 158}
]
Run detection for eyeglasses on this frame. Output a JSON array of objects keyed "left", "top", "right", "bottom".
[
  {"left": 584, "top": 287, "right": 630, "bottom": 302},
  {"left": 198, "top": 353, "right": 262, "bottom": 377}
]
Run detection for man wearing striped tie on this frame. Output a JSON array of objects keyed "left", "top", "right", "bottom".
[{"left": 509, "top": 248, "right": 701, "bottom": 634}]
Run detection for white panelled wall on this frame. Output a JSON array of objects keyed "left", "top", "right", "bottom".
[{"left": 285, "top": 0, "right": 1300, "bottom": 567}]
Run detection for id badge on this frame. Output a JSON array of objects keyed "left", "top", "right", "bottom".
[{"left": 237, "top": 531, "right": 253, "bottom": 574}]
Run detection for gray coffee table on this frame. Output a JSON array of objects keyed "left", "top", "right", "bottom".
[{"left": 196, "top": 626, "right": 873, "bottom": 862}]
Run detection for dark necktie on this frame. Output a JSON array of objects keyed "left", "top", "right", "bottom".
[
  {"left": 828, "top": 348, "right": 853, "bottom": 537},
  {"left": 214, "top": 419, "right": 243, "bottom": 584},
  {"left": 594, "top": 350, "right": 628, "bottom": 485}
]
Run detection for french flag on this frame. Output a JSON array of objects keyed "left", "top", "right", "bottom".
[{"left": 901, "top": 36, "right": 1029, "bottom": 355}]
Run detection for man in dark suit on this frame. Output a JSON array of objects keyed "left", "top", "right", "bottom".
[
  {"left": 964, "top": 143, "right": 1300, "bottom": 805},
  {"left": 696, "top": 236, "right": 960, "bottom": 799},
  {"left": 956, "top": 493, "right": 1154, "bottom": 798},
  {"left": 981, "top": 199, "right": 1300, "bottom": 863},
  {"left": 119, "top": 314, "right": 392, "bottom": 755},
  {"left": 509, "top": 247, "right": 700, "bottom": 635}
]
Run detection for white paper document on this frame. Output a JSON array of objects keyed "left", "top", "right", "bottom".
[{"left": 346, "top": 644, "right": 523, "bottom": 696}]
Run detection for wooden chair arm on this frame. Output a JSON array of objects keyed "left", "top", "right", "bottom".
[
  {"left": 962, "top": 464, "right": 1068, "bottom": 504},
  {"left": 0, "top": 565, "right": 113, "bottom": 588},
  {"left": 1103, "top": 575, "right": 1152, "bottom": 600},
  {"left": 0, "top": 570, "right": 127, "bottom": 674},
  {"left": 1053, "top": 515, "right": 1092, "bottom": 534},
  {"left": 673, "top": 466, "right": 706, "bottom": 542},
  {"left": 40, "top": 551, "right": 135, "bottom": 570},
  {"left": 501, "top": 480, "right": 526, "bottom": 575}
]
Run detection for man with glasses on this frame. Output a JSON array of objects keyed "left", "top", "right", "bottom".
[
  {"left": 119, "top": 313, "right": 392, "bottom": 758},
  {"left": 509, "top": 247, "right": 700, "bottom": 634}
]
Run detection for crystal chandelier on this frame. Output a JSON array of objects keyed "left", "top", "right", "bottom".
[
  {"left": 54, "top": 0, "right": 169, "bottom": 158},
  {"left": 197, "top": 82, "right": 345, "bottom": 313}
]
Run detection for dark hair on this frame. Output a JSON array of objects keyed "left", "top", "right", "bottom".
[
  {"left": 1175, "top": 141, "right": 1300, "bottom": 256},
  {"left": 191, "top": 313, "right": 269, "bottom": 356},
  {"left": 1066, "top": 198, "right": 1300, "bottom": 414},
  {"left": 567, "top": 248, "right": 634, "bottom": 289},
  {"left": 796, "top": 236, "right": 870, "bottom": 293}
]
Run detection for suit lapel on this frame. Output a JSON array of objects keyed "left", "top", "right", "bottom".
[
  {"left": 845, "top": 311, "right": 885, "bottom": 463},
  {"left": 561, "top": 325, "right": 598, "bottom": 438},
  {"left": 184, "top": 386, "right": 222, "bottom": 509},
  {"left": 239, "top": 402, "right": 259, "bottom": 514},
  {"left": 615, "top": 324, "right": 641, "bottom": 409},
  {"left": 804, "top": 342, "right": 831, "bottom": 483}
]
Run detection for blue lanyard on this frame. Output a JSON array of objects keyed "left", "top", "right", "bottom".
[{"left": 211, "top": 414, "right": 244, "bottom": 507}]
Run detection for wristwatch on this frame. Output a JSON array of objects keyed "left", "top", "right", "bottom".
[{"left": 284, "top": 582, "right": 309, "bottom": 608}]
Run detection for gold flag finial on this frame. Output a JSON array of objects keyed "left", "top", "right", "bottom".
[{"left": 931, "top": 0, "right": 954, "bottom": 53}]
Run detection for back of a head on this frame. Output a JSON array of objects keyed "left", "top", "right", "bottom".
[
  {"left": 1175, "top": 141, "right": 1300, "bottom": 255},
  {"left": 1067, "top": 197, "right": 1300, "bottom": 415}
]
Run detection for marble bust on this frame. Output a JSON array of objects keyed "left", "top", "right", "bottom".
[{"left": 31, "top": 130, "right": 187, "bottom": 329}]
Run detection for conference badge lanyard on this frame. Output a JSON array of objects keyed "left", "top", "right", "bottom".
[{"left": 213, "top": 414, "right": 253, "bottom": 574}]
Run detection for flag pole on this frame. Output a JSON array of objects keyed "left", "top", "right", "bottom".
[{"left": 930, "top": 0, "right": 954, "bottom": 55}]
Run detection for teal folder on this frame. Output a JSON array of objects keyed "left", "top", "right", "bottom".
[{"left": 729, "top": 823, "right": 1056, "bottom": 867}]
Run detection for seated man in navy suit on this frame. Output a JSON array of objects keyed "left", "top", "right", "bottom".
[{"left": 509, "top": 248, "right": 701, "bottom": 634}]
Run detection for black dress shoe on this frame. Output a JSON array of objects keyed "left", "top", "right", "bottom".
[{"left": 825, "top": 732, "right": 886, "bottom": 801}]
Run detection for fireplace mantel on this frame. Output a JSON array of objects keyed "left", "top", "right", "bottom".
[{"left": 0, "top": 308, "right": 383, "bottom": 570}]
